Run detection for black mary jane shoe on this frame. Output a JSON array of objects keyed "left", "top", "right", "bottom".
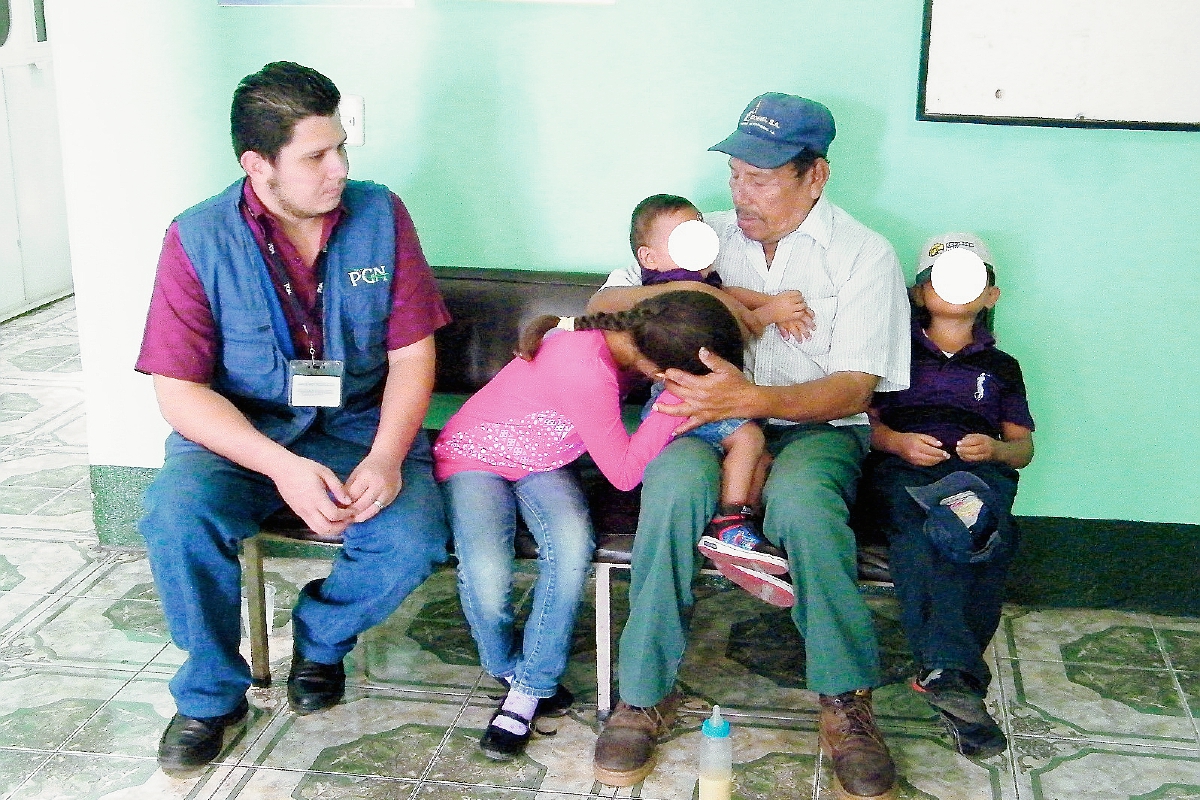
[
  {"left": 480, "top": 706, "right": 534, "bottom": 761},
  {"left": 157, "top": 698, "right": 250, "bottom": 777},
  {"left": 287, "top": 649, "right": 346, "bottom": 715},
  {"left": 494, "top": 676, "right": 575, "bottom": 718}
]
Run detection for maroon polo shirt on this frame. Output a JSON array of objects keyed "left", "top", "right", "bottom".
[{"left": 136, "top": 180, "right": 450, "bottom": 383}]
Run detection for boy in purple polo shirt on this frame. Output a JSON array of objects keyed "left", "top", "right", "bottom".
[{"left": 861, "top": 232, "right": 1034, "bottom": 759}]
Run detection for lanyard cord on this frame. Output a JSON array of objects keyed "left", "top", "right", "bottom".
[{"left": 258, "top": 228, "right": 327, "bottom": 363}]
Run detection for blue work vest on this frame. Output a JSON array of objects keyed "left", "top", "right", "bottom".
[{"left": 168, "top": 179, "right": 396, "bottom": 455}]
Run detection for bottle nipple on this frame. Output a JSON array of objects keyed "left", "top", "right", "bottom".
[{"left": 702, "top": 704, "right": 731, "bottom": 737}]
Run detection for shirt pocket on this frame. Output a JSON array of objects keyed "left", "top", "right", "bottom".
[{"left": 217, "top": 320, "right": 286, "bottom": 396}]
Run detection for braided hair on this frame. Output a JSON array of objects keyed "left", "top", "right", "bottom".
[{"left": 517, "top": 291, "right": 743, "bottom": 374}]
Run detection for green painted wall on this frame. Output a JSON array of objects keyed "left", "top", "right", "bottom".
[{"left": 55, "top": 1, "right": 1199, "bottom": 524}]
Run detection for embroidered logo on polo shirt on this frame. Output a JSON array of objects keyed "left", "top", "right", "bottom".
[
  {"left": 348, "top": 266, "right": 389, "bottom": 287},
  {"left": 975, "top": 372, "right": 988, "bottom": 401}
]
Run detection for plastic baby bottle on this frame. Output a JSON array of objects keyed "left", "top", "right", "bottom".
[{"left": 698, "top": 704, "right": 733, "bottom": 800}]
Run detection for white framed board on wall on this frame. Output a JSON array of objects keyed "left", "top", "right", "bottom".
[{"left": 917, "top": 0, "right": 1200, "bottom": 130}]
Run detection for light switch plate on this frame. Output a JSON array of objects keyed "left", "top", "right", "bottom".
[{"left": 339, "top": 95, "right": 365, "bottom": 147}]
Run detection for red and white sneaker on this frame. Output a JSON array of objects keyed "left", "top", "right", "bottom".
[
  {"left": 698, "top": 511, "right": 788, "bottom": 575},
  {"left": 716, "top": 562, "right": 796, "bottom": 608}
]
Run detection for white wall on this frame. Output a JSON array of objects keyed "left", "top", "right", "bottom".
[
  {"left": 47, "top": 0, "right": 1200, "bottom": 523},
  {"left": 50, "top": 0, "right": 241, "bottom": 467}
]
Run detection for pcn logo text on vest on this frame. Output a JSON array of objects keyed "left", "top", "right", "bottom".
[{"left": 348, "top": 266, "right": 390, "bottom": 287}]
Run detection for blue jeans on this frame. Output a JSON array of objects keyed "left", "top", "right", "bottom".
[
  {"left": 859, "top": 454, "right": 1020, "bottom": 688},
  {"left": 139, "top": 430, "right": 449, "bottom": 718},
  {"left": 442, "top": 468, "right": 595, "bottom": 699}
]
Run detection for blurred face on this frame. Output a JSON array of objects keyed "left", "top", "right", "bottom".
[
  {"left": 637, "top": 208, "right": 702, "bottom": 272},
  {"left": 913, "top": 281, "right": 1001, "bottom": 321},
  {"left": 727, "top": 157, "right": 826, "bottom": 246},
  {"left": 242, "top": 113, "right": 349, "bottom": 225}
]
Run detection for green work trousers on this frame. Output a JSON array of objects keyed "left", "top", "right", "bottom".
[{"left": 616, "top": 423, "right": 879, "bottom": 706}]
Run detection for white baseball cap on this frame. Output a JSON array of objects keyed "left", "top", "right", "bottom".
[{"left": 915, "top": 232, "right": 995, "bottom": 286}]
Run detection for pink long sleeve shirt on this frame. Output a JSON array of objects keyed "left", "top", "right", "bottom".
[{"left": 432, "top": 330, "right": 679, "bottom": 490}]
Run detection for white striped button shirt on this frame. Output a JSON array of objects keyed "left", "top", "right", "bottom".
[{"left": 601, "top": 194, "right": 911, "bottom": 426}]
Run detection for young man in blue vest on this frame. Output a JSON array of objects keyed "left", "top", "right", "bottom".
[{"left": 135, "top": 62, "right": 452, "bottom": 776}]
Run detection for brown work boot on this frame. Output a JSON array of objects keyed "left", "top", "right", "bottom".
[
  {"left": 593, "top": 692, "right": 681, "bottom": 787},
  {"left": 819, "top": 689, "right": 897, "bottom": 800}
]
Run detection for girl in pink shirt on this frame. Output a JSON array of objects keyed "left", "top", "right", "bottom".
[{"left": 433, "top": 291, "right": 743, "bottom": 761}]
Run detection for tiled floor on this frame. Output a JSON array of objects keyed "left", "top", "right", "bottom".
[{"left": 3, "top": 298, "right": 1200, "bottom": 799}]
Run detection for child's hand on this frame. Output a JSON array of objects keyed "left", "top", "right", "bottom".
[
  {"left": 896, "top": 432, "right": 950, "bottom": 466},
  {"left": 755, "top": 290, "right": 815, "bottom": 341},
  {"left": 956, "top": 433, "right": 999, "bottom": 462}
]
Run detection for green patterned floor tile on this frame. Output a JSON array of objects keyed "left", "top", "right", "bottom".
[
  {"left": 1005, "top": 657, "right": 1196, "bottom": 743},
  {"left": 1062, "top": 625, "right": 1167, "bottom": 669},
  {"left": 1062, "top": 663, "right": 1185, "bottom": 717},
  {"left": 16, "top": 595, "right": 170, "bottom": 667},
  {"left": 0, "top": 487, "right": 61, "bottom": 514},
  {"left": 33, "top": 486, "right": 92, "bottom": 516},
  {"left": 1025, "top": 745, "right": 1200, "bottom": 800},
  {"left": 8, "top": 753, "right": 161, "bottom": 800},
  {"left": 411, "top": 724, "right": 546, "bottom": 790},
  {"left": 0, "top": 554, "right": 23, "bottom": 591},
  {"left": 1172, "top": 672, "right": 1200, "bottom": 717},
  {"left": 881, "top": 731, "right": 1014, "bottom": 799},
  {"left": 0, "top": 392, "right": 41, "bottom": 424},
  {"left": 1162, "top": 630, "right": 1200, "bottom": 673},
  {"left": 4, "top": 464, "right": 88, "bottom": 489},
  {"left": 1133, "top": 785, "right": 1200, "bottom": 800},
  {"left": 51, "top": 357, "right": 83, "bottom": 373},
  {"left": 0, "top": 749, "right": 49, "bottom": 796},
  {"left": 250, "top": 770, "right": 415, "bottom": 800},
  {"left": 0, "top": 540, "right": 97, "bottom": 623},
  {"left": 359, "top": 610, "right": 485, "bottom": 691},
  {"left": 8, "top": 344, "right": 80, "bottom": 372},
  {"left": 0, "top": 696, "right": 102, "bottom": 749},
  {"left": 1002, "top": 607, "right": 1162, "bottom": 666},
  {"left": 63, "top": 699, "right": 169, "bottom": 757},
  {"left": 254, "top": 693, "right": 466, "bottom": 776}
]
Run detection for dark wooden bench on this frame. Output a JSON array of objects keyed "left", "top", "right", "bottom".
[{"left": 242, "top": 265, "right": 891, "bottom": 716}]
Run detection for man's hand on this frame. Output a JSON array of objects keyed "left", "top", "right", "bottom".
[
  {"left": 755, "top": 290, "right": 815, "bottom": 341},
  {"left": 345, "top": 452, "right": 404, "bottom": 523},
  {"left": 269, "top": 454, "right": 354, "bottom": 536},
  {"left": 655, "top": 348, "right": 760, "bottom": 433}
]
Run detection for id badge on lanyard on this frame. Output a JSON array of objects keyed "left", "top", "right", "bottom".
[
  {"left": 288, "top": 359, "right": 344, "bottom": 407},
  {"left": 260, "top": 228, "right": 346, "bottom": 408}
]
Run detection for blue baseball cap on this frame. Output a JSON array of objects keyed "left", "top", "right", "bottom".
[
  {"left": 905, "top": 471, "right": 1003, "bottom": 564},
  {"left": 709, "top": 93, "right": 836, "bottom": 169}
]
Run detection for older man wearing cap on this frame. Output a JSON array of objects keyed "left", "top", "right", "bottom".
[{"left": 588, "top": 93, "right": 910, "bottom": 798}]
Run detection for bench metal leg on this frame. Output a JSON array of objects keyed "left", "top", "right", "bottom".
[
  {"left": 242, "top": 535, "right": 272, "bottom": 687},
  {"left": 595, "top": 562, "right": 614, "bottom": 720}
]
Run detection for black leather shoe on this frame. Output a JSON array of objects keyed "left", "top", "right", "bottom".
[
  {"left": 157, "top": 699, "right": 249, "bottom": 777},
  {"left": 287, "top": 650, "right": 346, "bottom": 715}
]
